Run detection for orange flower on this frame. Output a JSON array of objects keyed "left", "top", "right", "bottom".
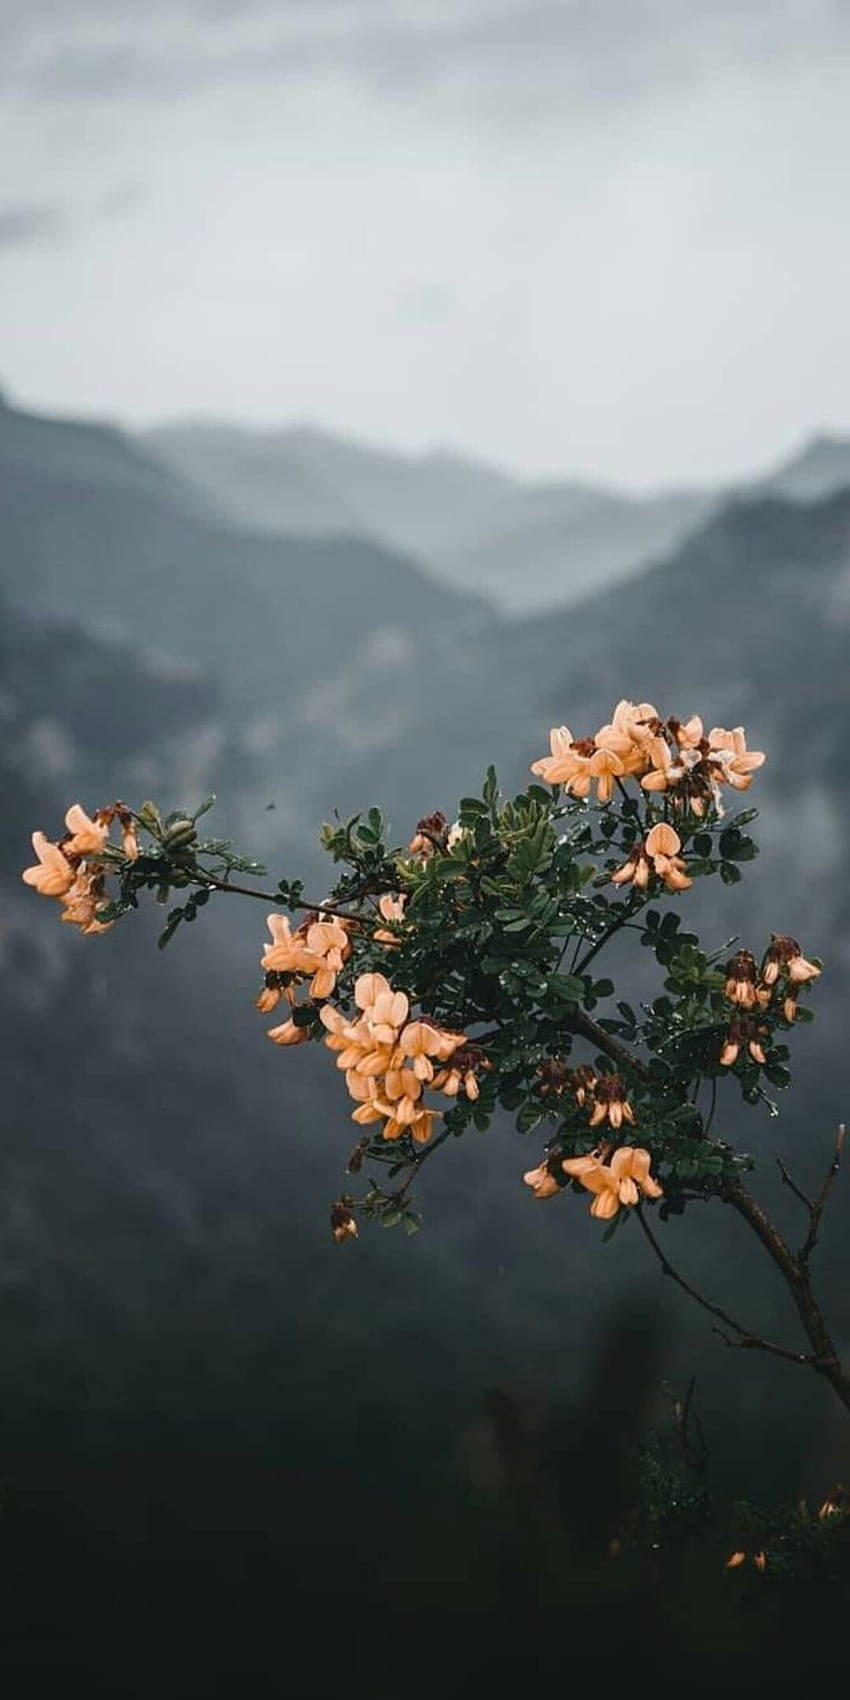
[
  {"left": 724, "top": 950, "right": 759, "bottom": 1009},
  {"left": 725, "top": 1551, "right": 747, "bottom": 1570},
  {"left": 707, "top": 726, "right": 766, "bottom": 792},
  {"left": 59, "top": 869, "right": 114, "bottom": 934},
  {"left": 255, "top": 985, "right": 282, "bottom": 1014},
  {"left": 530, "top": 725, "right": 585, "bottom": 788},
  {"left": 644, "top": 821, "right": 692, "bottom": 891},
  {"left": 523, "top": 1162, "right": 561, "bottom": 1200},
  {"left": 433, "top": 1066, "right": 479, "bottom": 1101},
  {"left": 399, "top": 1018, "right": 465, "bottom": 1079},
  {"left": 719, "top": 1017, "right": 767, "bottom": 1067},
  {"left": 261, "top": 913, "right": 318, "bottom": 975},
  {"left": 594, "top": 700, "right": 658, "bottom": 775},
  {"left": 64, "top": 803, "right": 109, "bottom": 856},
  {"left": 408, "top": 1106, "right": 441, "bottom": 1144},
  {"left": 640, "top": 735, "right": 684, "bottom": 795},
  {"left": 22, "top": 832, "right": 76, "bottom": 899},
  {"left": 261, "top": 912, "right": 350, "bottom": 1000},
  {"left": 611, "top": 844, "right": 652, "bottom": 890},
  {"left": 267, "top": 1019, "right": 309, "bottom": 1046},
  {"left": 612, "top": 822, "right": 691, "bottom": 892},
  {"left": 587, "top": 1075, "right": 636, "bottom": 1132},
  {"left": 562, "top": 1146, "right": 662, "bottom": 1219},
  {"left": 587, "top": 745, "right": 624, "bottom": 805},
  {"left": 373, "top": 893, "right": 407, "bottom": 947},
  {"left": 303, "top": 917, "right": 351, "bottom": 998},
  {"left": 762, "top": 934, "right": 821, "bottom": 987}
]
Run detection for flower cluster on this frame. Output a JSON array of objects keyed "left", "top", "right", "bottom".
[
  {"left": 22, "top": 802, "right": 138, "bottom": 935},
  {"left": 611, "top": 822, "right": 692, "bottom": 893},
  {"left": 531, "top": 699, "right": 764, "bottom": 817},
  {"left": 719, "top": 934, "right": 821, "bottom": 1064},
  {"left": 319, "top": 973, "right": 469, "bottom": 1145},
  {"left": 524, "top": 1145, "right": 663, "bottom": 1220},
  {"left": 537, "top": 1063, "right": 636, "bottom": 1132},
  {"left": 259, "top": 911, "right": 352, "bottom": 1030}
]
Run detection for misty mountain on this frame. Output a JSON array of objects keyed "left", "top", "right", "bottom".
[
  {"left": 0, "top": 393, "right": 495, "bottom": 858},
  {"left": 146, "top": 416, "right": 710, "bottom": 611},
  {"left": 440, "top": 481, "right": 714, "bottom": 612},
  {"left": 0, "top": 383, "right": 197, "bottom": 512},
  {"left": 145, "top": 416, "right": 850, "bottom": 619},
  {"left": 760, "top": 431, "right": 850, "bottom": 503},
  {"left": 145, "top": 418, "right": 517, "bottom": 561}
]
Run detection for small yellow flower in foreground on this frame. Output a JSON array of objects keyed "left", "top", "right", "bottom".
[
  {"left": 725, "top": 1551, "right": 747, "bottom": 1570},
  {"left": 22, "top": 832, "right": 76, "bottom": 898},
  {"left": 64, "top": 803, "right": 109, "bottom": 856},
  {"left": 562, "top": 1146, "right": 663, "bottom": 1219},
  {"left": 523, "top": 1162, "right": 560, "bottom": 1200}
]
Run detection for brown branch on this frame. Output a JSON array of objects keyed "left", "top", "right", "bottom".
[
  {"left": 194, "top": 870, "right": 369, "bottom": 921},
  {"left": 720, "top": 1176, "right": 850, "bottom": 1413},
  {"left": 634, "top": 1205, "right": 814, "bottom": 1368},
  {"left": 799, "top": 1123, "right": 846, "bottom": 1263},
  {"left": 572, "top": 1009, "right": 651, "bottom": 1081}
]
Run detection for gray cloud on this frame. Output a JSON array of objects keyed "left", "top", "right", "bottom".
[
  {"left": 0, "top": 201, "right": 67, "bottom": 246},
  {"left": 4, "top": 1, "right": 850, "bottom": 107}
]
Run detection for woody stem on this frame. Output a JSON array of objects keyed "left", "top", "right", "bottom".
[{"left": 571, "top": 1019, "right": 850, "bottom": 1420}]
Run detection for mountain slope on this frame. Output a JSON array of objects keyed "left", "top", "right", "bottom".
[{"left": 145, "top": 419, "right": 519, "bottom": 561}]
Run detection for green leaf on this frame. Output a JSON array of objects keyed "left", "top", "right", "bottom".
[
  {"left": 720, "top": 862, "right": 742, "bottom": 885},
  {"left": 192, "top": 795, "right": 216, "bottom": 822},
  {"left": 157, "top": 907, "right": 185, "bottom": 949},
  {"left": 516, "top": 1103, "right": 543, "bottom": 1135}
]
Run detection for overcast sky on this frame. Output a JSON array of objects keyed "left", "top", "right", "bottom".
[{"left": 2, "top": 0, "right": 849, "bottom": 487}]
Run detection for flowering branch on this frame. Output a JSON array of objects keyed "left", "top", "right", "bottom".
[{"left": 22, "top": 695, "right": 850, "bottom": 1422}]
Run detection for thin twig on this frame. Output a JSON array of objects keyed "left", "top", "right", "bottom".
[
  {"left": 799, "top": 1123, "right": 846, "bottom": 1264},
  {"left": 776, "top": 1157, "right": 813, "bottom": 1214},
  {"left": 634, "top": 1206, "right": 813, "bottom": 1368}
]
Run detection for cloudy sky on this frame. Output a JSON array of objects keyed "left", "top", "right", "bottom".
[{"left": 2, "top": 0, "right": 849, "bottom": 486}]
